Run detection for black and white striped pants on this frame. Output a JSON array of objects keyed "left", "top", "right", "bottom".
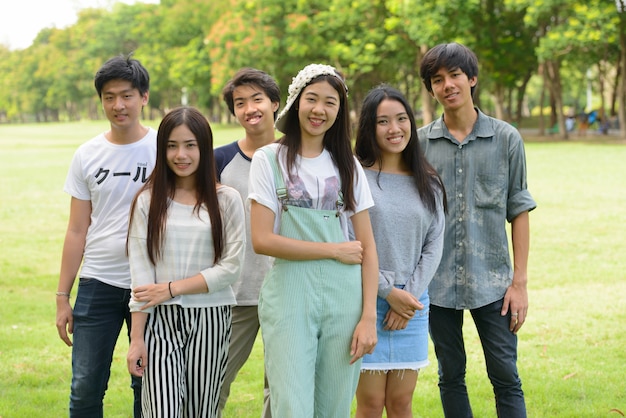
[{"left": 142, "top": 304, "right": 231, "bottom": 418}]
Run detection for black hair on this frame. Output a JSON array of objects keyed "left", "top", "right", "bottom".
[
  {"left": 419, "top": 42, "right": 479, "bottom": 98},
  {"left": 354, "top": 84, "right": 447, "bottom": 214},
  {"left": 94, "top": 53, "right": 150, "bottom": 98},
  {"left": 222, "top": 68, "right": 281, "bottom": 119},
  {"left": 128, "top": 106, "right": 223, "bottom": 265}
]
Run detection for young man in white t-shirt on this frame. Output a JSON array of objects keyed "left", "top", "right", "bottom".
[{"left": 55, "top": 54, "right": 157, "bottom": 418}]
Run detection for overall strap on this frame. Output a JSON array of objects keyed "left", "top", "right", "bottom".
[
  {"left": 261, "top": 145, "right": 345, "bottom": 215},
  {"left": 260, "top": 146, "right": 288, "bottom": 203}
]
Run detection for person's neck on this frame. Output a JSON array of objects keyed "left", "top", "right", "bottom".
[
  {"left": 173, "top": 178, "right": 198, "bottom": 205},
  {"left": 375, "top": 154, "right": 410, "bottom": 175},
  {"left": 106, "top": 122, "right": 148, "bottom": 145},
  {"left": 238, "top": 130, "right": 275, "bottom": 158},
  {"left": 299, "top": 134, "right": 324, "bottom": 158},
  {"left": 443, "top": 106, "right": 478, "bottom": 143}
]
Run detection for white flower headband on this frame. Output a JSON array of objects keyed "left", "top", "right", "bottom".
[{"left": 274, "top": 63, "right": 348, "bottom": 133}]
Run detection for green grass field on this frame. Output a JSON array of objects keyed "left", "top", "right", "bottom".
[{"left": 0, "top": 121, "right": 625, "bottom": 417}]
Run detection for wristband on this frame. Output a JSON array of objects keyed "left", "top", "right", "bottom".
[{"left": 56, "top": 291, "right": 71, "bottom": 297}]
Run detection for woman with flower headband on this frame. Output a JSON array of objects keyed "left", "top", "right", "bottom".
[{"left": 248, "top": 63, "right": 378, "bottom": 417}]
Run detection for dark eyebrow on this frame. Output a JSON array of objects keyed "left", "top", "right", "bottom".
[
  {"left": 103, "top": 88, "right": 135, "bottom": 96},
  {"left": 167, "top": 138, "right": 197, "bottom": 144},
  {"left": 234, "top": 91, "right": 263, "bottom": 102}
]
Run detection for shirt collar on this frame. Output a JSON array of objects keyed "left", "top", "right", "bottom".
[{"left": 427, "top": 108, "right": 495, "bottom": 144}]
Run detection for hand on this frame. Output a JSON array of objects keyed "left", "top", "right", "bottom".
[
  {"left": 55, "top": 298, "right": 74, "bottom": 347},
  {"left": 349, "top": 318, "right": 377, "bottom": 364},
  {"left": 383, "top": 309, "right": 410, "bottom": 331},
  {"left": 386, "top": 287, "right": 422, "bottom": 320},
  {"left": 334, "top": 241, "right": 363, "bottom": 265},
  {"left": 501, "top": 277, "right": 528, "bottom": 334},
  {"left": 127, "top": 340, "right": 147, "bottom": 377},
  {"left": 132, "top": 283, "right": 172, "bottom": 310}
]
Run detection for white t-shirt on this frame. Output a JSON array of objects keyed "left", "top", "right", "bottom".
[
  {"left": 63, "top": 129, "right": 157, "bottom": 288},
  {"left": 248, "top": 143, "right": 374, "bottom": 239}
]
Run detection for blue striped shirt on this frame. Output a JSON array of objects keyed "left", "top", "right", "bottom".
[{"left": 418, "top": 108, "right": 537, "bottom": 309}]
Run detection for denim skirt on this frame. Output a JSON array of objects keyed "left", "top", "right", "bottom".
[{"left": 361, "top": 287, "right": 430, "bottom": 371}]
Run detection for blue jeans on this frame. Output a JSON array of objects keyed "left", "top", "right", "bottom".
[
  {"left": 69, "top": 278, "right": 141, "bottom": 418},
  {"left": 429, "top": 299, "right": 526, "bottom": 418}
]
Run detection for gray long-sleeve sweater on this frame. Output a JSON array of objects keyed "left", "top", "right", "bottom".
[{"left": 363, "top": 169, "right": 445, "bottom": 299}]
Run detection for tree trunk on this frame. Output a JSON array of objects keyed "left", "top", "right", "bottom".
[
  {"left": 493, "top": 84, "right": 505, "bottom": 121},
  {"left": 538, "top": 63, "right": 546, "bottom": 135},
  {"left": 419, "top": 44, "right": 434, "bottom": 125},
  {"left": 610, "top": 62, "right": 619, "bottom": 117},
  {"left": 515, "top": 70, "right": 532, "bottom": 126},
  {"left": 544, "top": 59, "right": 568, "bottom": 140},
  {"left": 619, "top": 15, "right": 626, "bottom": 139}
]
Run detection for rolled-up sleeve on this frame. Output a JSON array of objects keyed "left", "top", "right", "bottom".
[{"left": 506, "top": 131, "right": 537, "bottom": 222}]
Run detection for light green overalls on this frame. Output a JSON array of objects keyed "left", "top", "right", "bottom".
[{"left": 258, "top": 148, "right": 363, "bottom": 417}]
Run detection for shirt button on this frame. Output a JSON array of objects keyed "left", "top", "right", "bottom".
[
  {"left": 458, "top": 193, "right": 463, "bottom": 198},
  {"left": 458, "top": 217, "right": 463, "bottom": 222},
  {"left": 459, "top": 266, "right": 464, "bottom": 271},
  {"left": 458, "top": 168, "right": 463, "bottom": 173}
]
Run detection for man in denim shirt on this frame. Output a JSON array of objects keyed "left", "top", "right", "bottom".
[{"left": 418, "top": 43, "right": 536, "bottom": 418}]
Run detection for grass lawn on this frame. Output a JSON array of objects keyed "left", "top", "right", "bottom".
[{"left": 0, "top": 121, "right": 625, "bottom": 417}]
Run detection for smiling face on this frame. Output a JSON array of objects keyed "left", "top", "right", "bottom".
[
  {"left": 375, "top": 98, "right": 411, "bottom": 158},
  {"left": 232, "top": 84, "right": 279, "bottom": 135},
  {"left": 100, "top": 79, "right": 148, "bottom": 129},
  {"left": 166, "top": 124, "right": 200, "bottom": 184},
  {"left": 297, "top": 80, "right": 340, "bottom": 142},
  {"left": 429, "top": 67, "right": 477, "bottom": 112}
]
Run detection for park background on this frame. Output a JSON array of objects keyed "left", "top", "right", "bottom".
[
  {"left": 1, "top": 0, "right": 626, "bottom": 416},
  {"left": 2, "top": 0, "right": 626, "bottom": 140}
]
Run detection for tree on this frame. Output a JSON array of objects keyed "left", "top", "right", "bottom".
[{"left": 0, "top": 0, "right": 623, "bottom": 131}]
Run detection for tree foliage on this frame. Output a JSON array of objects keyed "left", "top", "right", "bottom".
[{"left": 0, "top": 0, "right": 622, "bottom": 139}]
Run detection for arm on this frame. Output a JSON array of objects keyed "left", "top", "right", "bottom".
[
  {"left": 501, "top": 210, "right": 529, "bottom": 334},
  {"left": 382, "top": 216, "right": 439, "bottom": 328},
  {"left": 127, "top": 193, "right": 159, "bottom": 313},
  {"left": 131, "top": 189, "right": 246, "bottom": 309},
  {"left": 348, "top": 209, "right": 378, "bottom": 364},
  {"left": 56, "top": 197, "right": 91, "bottom": 347},
  {"left": 403, "top": 193, "right": 445, "bottom": 300},
  {"left": 197, "top": 187, "right": 245, "bottom": 293},
  {"left": 127, "top": 311, "right": 148, "bottom": 377},
  {"left": 131, "top": 273, "right": 210, "bottom": 310},
  {"left": 388, "top": 194, "right": 445, "bottom": 324},
  {"left": 249, "top": 200, "right": 364, "bottom": 264}
]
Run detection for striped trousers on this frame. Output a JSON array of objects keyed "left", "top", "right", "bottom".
[{"left": 142, "top": 304, "right": 231, "bottom": 418}]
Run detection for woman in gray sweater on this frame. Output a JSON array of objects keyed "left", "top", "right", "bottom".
[{"left": 353, "top": 85, "right": 447, "bottom": 418}]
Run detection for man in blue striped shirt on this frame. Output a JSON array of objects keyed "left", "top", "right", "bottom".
[{"left": 418, "top": 42, "right": 536, "bottom": 418}]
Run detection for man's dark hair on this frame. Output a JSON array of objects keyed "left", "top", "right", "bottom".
[
  {"left": 222, "top": 68, "right": 280, "bottom": 119},
  {"left": 420, "top": 43, "right": 479, "bottom": 98},
  {"left": 94, "top": 53, "right": 150, "bottom": 98}
]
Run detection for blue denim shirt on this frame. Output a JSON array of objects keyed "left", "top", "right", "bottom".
[{"left": 418, "top": 108, "right": 537, "bottom": 309}]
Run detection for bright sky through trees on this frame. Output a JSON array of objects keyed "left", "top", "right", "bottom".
[{"left": 0, "top": 0, "right": 158, "bottom": 50}]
